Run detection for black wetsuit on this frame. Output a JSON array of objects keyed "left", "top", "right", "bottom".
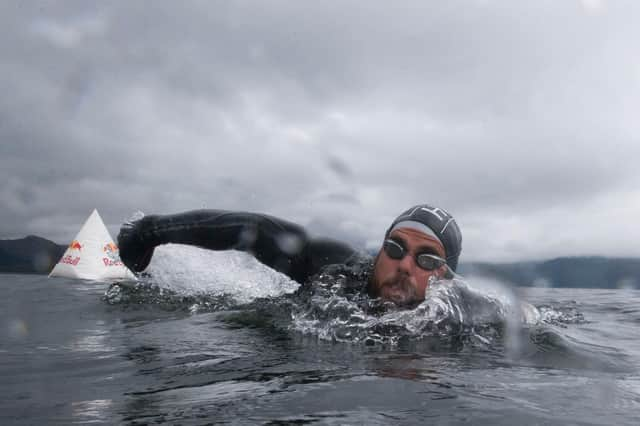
[{"left": 117, "top": 210, "right": 363, "bottom": 285}]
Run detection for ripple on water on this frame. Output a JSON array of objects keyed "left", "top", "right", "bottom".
[{"left": 101, "top": 247, "right": 633, "bottom": 376}]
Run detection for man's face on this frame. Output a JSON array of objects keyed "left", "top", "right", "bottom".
[{"left": 369, "top": 227, "right": 447, "bottom": 307}]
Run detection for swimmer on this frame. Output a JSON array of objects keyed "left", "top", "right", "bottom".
[{"left": 117, "top": 204, "right": 462, "bottom": 307}]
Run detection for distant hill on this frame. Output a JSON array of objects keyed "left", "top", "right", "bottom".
[
  {"left": 2, "top": 235, "right": 640, "bottom": 288},
  {"left": 0, "top": 236, "right": 66, "bottom": 274},
  {"left": 458, "top": 257, "right": 640, "bottom": 289}
]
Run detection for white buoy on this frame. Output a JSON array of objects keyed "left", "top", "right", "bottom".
[{"left": 49, "top": 209, "right": 135, "bottom": 280}]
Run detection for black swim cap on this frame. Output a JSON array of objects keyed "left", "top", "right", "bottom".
[{"left": 385, "top": 204, "right": 462, "bottom": 271}]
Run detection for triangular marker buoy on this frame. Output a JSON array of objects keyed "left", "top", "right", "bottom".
[{"left": 49, "top": 209, "right": 135, "bottom": 280}]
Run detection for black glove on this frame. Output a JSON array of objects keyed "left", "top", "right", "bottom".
[{"left": 117, "top": 215, "right": 156, "bottom": 273}]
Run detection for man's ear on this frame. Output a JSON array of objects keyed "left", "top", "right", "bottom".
[
  {"left": 433, "top": 264, "right": 452, "bottom": 280},
  {"left": 442, "top": 266, "right": 454, "bottom": 280}
]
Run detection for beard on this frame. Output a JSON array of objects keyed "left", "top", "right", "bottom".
[{"left": 376, "top": 274, "right": 420, "bottom": 307}]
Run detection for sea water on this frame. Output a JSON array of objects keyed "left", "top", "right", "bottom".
[{"left": 1, "top": 245, "right": 639, "bottom": 425}]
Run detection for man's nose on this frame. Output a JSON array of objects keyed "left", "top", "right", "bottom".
[{"left": 397, "top": 253, "right": 416, "bottom": 273}]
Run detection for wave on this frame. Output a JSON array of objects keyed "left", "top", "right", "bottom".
[{"left": 102, "top": 244, "right": 634, "bottom": 371}]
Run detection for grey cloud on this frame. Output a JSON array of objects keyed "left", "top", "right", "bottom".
[{"left": 1, "top": 1, "right": 639, "bottom": 261}]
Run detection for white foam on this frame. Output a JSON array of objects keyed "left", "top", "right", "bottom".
[{"left": 144, "top": 244, "right": 300, "bottom": 303}]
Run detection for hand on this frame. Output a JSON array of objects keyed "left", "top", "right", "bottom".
[{"left": 117, "top": 215, "right": 155, "bottom": 273}]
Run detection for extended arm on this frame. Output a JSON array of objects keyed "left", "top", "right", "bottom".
[{"left": 117, "top": 209, "right": 355, "bottom": 283}]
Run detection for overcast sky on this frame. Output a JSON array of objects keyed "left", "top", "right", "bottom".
[{"left": 1, "top": 0, "right": 639, "bottom": 263}]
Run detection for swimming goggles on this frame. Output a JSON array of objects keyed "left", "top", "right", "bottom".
[{"left": 383, "top": 239, "right": 447, "bottom": 271}]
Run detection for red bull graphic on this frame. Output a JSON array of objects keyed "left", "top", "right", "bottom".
[
  {"left": 60, "top": 255, "right": 80, "bottom": 265},
  {"left": 103, "top": 242, "right": 118, "bottom": 253},
  {"left": 102, "top": 242, "right": 124, "bottom": 267},
  {"left": 59, "top": 240, "right": 82, "bottom": 265},
  {"left": 69, "top": 240, "right": 83, "bottom": 251}
]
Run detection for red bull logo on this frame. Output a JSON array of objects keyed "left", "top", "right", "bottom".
[
  {"left": 103, "top": 242, "right": 123, "bottom": 267},
  {"left": 69, "top": 240, "right": 83, "bottom": 251},
  {"left": 103, "top": 242, "right": 118, "bottom": 253},
  {"left": 60, "top": 255, "right": 80, "bottom": 265}
]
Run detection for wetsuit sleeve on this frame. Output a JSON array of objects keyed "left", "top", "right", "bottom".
[
  {"left": 117, "top": 210, "right": 356, "bottom": 283},
  {"left": 302, "top": 237, "right": 357, "bottom": 278}
]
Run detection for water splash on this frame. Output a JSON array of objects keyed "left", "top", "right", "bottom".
[
  {"left": 124, "top": 210, "right": 146, "bottom": 226},
  {"left": 289, "top": 273, "right": 536, "bottom": 347},
  {"left": 102, "top": 246, "right": 595, "bottom": 358},
  {"left": 142, "top": 244, "right": 299, "bottom": 303},
  {"left": 104, "top": 244, "right": 299, "bottom": 310},
  {"left": 536, "top": 301, "right": 586, "bottom": 325}
]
